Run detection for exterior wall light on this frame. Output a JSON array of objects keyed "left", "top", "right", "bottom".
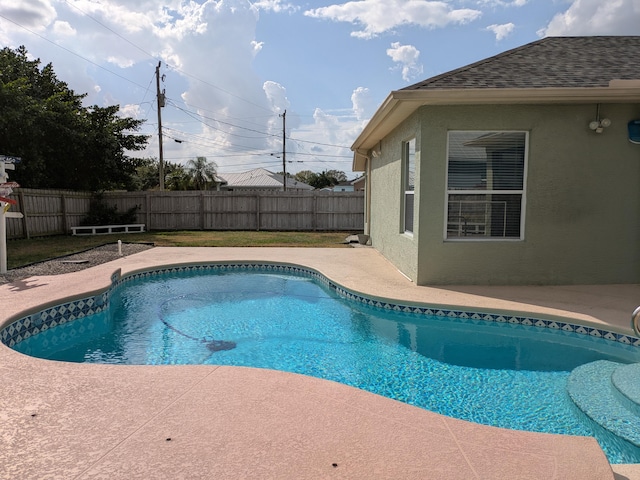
[
  {"left": 371, "top": 142, "right": 382, "bottom": 157},
  {"left": 589, "top": 104, "right": 611, "bottom": 134},
  {"left": 589, "top": 118, "right": 611, "bottom": 133}
]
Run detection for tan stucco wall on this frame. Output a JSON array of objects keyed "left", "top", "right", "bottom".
[{"left": 369, "top": 103, "right": 640, "bottom": 285}]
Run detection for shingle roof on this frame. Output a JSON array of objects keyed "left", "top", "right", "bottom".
[{"left": 402, "top": 36, "right": 640, "bottom": 91}]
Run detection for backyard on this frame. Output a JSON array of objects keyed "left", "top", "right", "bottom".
[{"left": 6, "top": 231, "right": 351, "bottom": 269}]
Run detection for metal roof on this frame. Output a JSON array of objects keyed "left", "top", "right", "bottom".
[{"left": 218, "top": 168, "right": 314, "bottom": 190}]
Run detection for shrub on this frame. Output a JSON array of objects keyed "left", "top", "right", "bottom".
[{"left": 80, "top": 193, "right": 139, "bottom": 226}]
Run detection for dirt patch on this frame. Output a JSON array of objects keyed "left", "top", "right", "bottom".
[{"left": 0, "top": 243, "right": 154, "bottom": 285}]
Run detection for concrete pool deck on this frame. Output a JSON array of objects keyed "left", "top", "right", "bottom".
[{"left": 1, "top": 246, "right": 639, "bottom": 479}]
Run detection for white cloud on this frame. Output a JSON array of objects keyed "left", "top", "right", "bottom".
[
  {"left": 476, "top": 0, "right": 527, "bottom": 7},
  {"left": 386, "top": 42, "right": 423, "bottom": 82},
  {"left": 539, "top": 0, "right": 640, "bottom": 36},
  {"left": 0, "top": 0, "right": 365, "bottom": 175},
  {"left": 351, "top": 87, "right": 374, "bottom": 121},
  {"left": 304, "top": 0, "right": 482, "bottom": 39},
  {"left": 486, "top": 22, "right": 514, "bottom": 40},
  {"left": 251, "top": 0, "right": 298, "bottom": 13},
  {"left": 263, "top": 80, "right": 290, "bottom": 114},
  {"left": 251, "top": 40, "right": 264, "bottom": 55},
  {"left": 121, "top": 103, "right": 143, "bottom": 119},
  {"left": 107, "top": 55, "right": 135, "bottom": 68},
  {"left": 52, "top": 20, "right": 75, "bottom": 37}
]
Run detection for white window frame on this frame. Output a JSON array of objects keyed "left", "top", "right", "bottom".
[
  {"left": 444, "top": 131, "right": 528, "bottom": 242},
  {"left": 402, "top": 138, "right": 416, "bottom": 235}
]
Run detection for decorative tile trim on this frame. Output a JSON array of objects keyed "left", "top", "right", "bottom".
[{"left": 2, "top": 263, "right": 639, "bottom": 350}]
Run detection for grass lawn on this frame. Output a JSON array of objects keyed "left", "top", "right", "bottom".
[{"left": 7, "top": 231, "right": 353, "bottom": 269}]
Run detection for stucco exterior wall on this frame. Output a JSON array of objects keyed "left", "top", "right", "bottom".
[
  {"left": 369, "top": 103, "right": 640, "bottom": 285},
  {"left": 368, "top": 113, "right": 421, "bottom": 281}
]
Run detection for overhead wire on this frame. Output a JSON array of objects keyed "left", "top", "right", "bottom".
[
  {"left": 0, "top": 13, "right": 150, "bottom": 91},
  {"left": 1, "top": 6, "right": 355, "bottom": 169}
]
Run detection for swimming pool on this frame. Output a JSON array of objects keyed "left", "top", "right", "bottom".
[{"left": 5, "top": 264, "right": 640, "bottom": 463}]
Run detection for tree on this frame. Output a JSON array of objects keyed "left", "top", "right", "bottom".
[
  {"left": 132, "top": 158, "right": 191, "bottom": 191},
  {"left": 186, "top": 156, "right": 218, "bottom": 190},
  {"left": 294, "top": 169, "right": 347, "bottom": 189},
  {"left": 0, "top": 46, "right": 149, "bottom": 191},
  {"left": 324, "top": 170, "right": 347, "bottom": 183},
  {"left": 294, "top": 170, "right": 317, "bottom": 185}
]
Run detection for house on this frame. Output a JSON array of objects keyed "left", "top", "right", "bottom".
[
  {"left": 332, "top": 181, "right": 354, "bottom": 192},
  {"left": 351, "top": 36, "right": 640, "bottom": 286},
  {"left": 217, "top": 168, "right": 314, "bottom": 192},
  {"left": 351, "top": 175, "right": 366, "bottom": 191}
]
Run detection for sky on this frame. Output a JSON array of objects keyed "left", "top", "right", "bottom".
[{"left": 1, "top": 1, "right": 639, "bottom": 179}]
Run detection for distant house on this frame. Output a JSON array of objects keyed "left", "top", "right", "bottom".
[
  {"left": 351, "top": 175, "right": 365, "bottom": 191},
  {"left": 332, "top": 181, "right": 354, "bottom": 192},
  {"left": 351, "top": 36, "right": 640, "bottom": 286},
  {"left": 217, "top": 168, "right": 313, "bottom": 192}
]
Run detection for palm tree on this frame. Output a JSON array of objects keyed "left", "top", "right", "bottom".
[{"left": 186, "top": 156, "right": 218, "bottom": 190}]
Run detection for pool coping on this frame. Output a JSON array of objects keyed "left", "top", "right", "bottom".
[{"left": 1, "top": 246, "right": 639, "bottom": 479}]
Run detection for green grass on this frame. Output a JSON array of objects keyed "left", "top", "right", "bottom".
[{"left": 6, "top": 231, "right": 353, "bottom": 269}]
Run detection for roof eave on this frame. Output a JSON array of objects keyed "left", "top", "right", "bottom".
[{"left": 350, "top": 85, "right": 640, "bottom": 167}]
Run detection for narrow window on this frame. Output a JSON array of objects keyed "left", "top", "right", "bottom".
[
  {"left": 403, "top": 138, "right": 416, "bottom": 233},
  {"left": 446, "top": 131, "right": 526, "bottom": 240}
]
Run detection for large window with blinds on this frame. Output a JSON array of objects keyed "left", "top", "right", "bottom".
[
  {"left": 403, "top": 138, "right": 416, "bottom": 234},
  {"left": 446, "top": 131, "right": 527, "bottom": 240}
]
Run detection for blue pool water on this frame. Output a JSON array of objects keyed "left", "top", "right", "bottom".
[{"left": 12, "top": 269, "right": 640, "bottom": 463}]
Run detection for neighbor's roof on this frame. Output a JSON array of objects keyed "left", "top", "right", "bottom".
[
  {"left": 352, "top": 36, "right": 640, "bottom": 170},
  {"left": 218, "top": 168, "right": 313, "bottom": 190}
]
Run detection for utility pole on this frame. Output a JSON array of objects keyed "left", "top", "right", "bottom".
[
  {"left": 156, "top": 62, "right": 165, "bottom": 190},
  {"left": 281, "top": 110, "right": 286, "bottom": 191}
]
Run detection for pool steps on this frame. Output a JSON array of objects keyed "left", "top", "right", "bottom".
[{"left": 567, "top": 361, "right": 640, "bottom": 447}]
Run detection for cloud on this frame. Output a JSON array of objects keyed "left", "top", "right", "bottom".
[
  {"left": 304, "top": 0, "right": 482, "bottom": 39},
  {"left": 386, "top": 42, "right": 423, "bottom": 82},
  {"left": 263, "top": 80, "right": 290, "bottom": 114},
  {"left": 476, "top": 0, "right": 527, "bottom": 6},
  {"left": 351, "top": 87, "right": 374, "bottom": 121},
  {"left": 539, "top": 0, "right": 640, "bottom": 36},
  {"left": 120, "top": 103, "right": 143, "bottom": 119},
  {"left": 0, "top": 0, "right": 56, "bottom": 30},
  {"left": 52, "top": 20, "right": 76, "bottom": 37},
  {"left": 0, "top": 0, "right": 363, "bottom": 175},
  {"left": 251, "top": 0, "right": 298, "bottom": 13},
  {"left": 486, "top": 22, "right": 515, "bottom": 40}
]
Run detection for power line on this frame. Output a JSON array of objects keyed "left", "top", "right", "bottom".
[
  {"left": 0, "top": 13, "right": 150, "bottom": 91},
  {"left": 62, "top": 0, "right": 274, "bottom": 115},
  {"left": 167, "top": 100, "right": 278, "bottom": 139}
]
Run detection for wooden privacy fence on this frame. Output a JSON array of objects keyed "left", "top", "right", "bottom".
[{"left": 6, "top": 188, "right": 365, "bottom": 239}]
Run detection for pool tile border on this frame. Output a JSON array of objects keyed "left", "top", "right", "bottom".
[{"left": 3, "top": 262, "right": 640, "bottom": 350}]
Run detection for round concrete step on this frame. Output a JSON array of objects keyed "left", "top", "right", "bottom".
[
  {"left": 567, "top": 360, "right": 640, "bottom": 447},
  {"left": 611, "top": 362, "right": 640, "bottom": 417}
]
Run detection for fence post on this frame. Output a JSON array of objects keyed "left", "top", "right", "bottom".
[
  {"left": 200, "top": 192, "right": 205, "bottom": 230},
  {"left": 18, "top": 190, "right": 30, "bottom": 239},
  {"left": 313, "top": 193, "right": 318, "bottom": 232},
  {"left": 255, "top": 193, "right": 261, "bottom": 231},
  {"left": 61, "top": 194, "right": 68, "bottom": 234},
  {"left": 145, "top": 192, "right": 151, "bottom": 230}
]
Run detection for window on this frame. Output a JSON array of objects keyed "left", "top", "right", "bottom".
[
  {"left": 446, "top": 131, "right": 527, "bottom": 240},
  {"left": 403, "top": 138, "right": 416, "bottom": 233}
]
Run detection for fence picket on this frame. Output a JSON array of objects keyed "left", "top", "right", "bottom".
[{"left": 6, "top": 188, "right": 364, "bottom": 239}]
